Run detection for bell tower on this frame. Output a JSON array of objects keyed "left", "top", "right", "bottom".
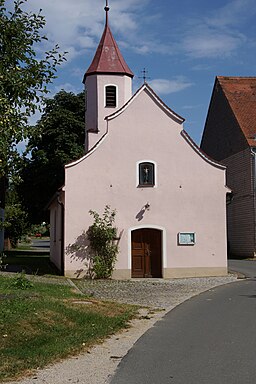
[{"left": 83, "top": 1, "right": 134, "bottom": 151}]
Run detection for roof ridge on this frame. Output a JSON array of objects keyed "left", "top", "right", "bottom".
[
  {"left": 218, "top": 76, "right": 256, "bottom": 80},
  {"left": 106, "top": 83, "right": 185, "bottom": 123}
]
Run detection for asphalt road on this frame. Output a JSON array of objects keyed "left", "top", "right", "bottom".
[
  {"left": 228, "top": 259, "right": 256, "bottom": 278},
  {"left": 110, "top": 262, "right": 256, "bottom": 384},
  {"left": 31, "top": 238, "right": 50, "bottom": 250}
]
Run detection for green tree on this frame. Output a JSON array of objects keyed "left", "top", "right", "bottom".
[
  {"left": 0, "top": 0, "right": 66, "bottom": 180},
  {"left": 19, "top": 90, "right": 85, "bottom": 224},
  {"left": 3, "top": 187, "right": 29, "bottom": 247}
]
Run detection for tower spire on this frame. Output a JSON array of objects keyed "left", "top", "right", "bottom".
[
  {"left": 105, "top": 0, "right": 110, "bottom": 25},
  {"left": 84, "top": 0, "right": 133, "bottom": 79},
  {"left": 84, "top": 0, "right": 133, "bottom": 150}
]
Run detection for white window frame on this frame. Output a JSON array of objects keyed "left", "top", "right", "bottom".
[
  {"left": 104, "top": 84, "right": 118, "bottom": 108},
  {"left": 136, "top": 160, "right": 157, "bottom": 188}
]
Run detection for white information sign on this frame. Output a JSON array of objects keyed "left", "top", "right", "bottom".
[{"left": 178, "top": 232, "right": 196, "bottom": 245}]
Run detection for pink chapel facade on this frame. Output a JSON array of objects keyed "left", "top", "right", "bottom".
[{"left": 49, "top": 6, "right": 229, "bottom": 279}]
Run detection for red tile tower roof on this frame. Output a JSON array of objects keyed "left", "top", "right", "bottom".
[
  {"left": 217, "top": 76, "right": 256, "bottom": 147},
  {"left": 84, "top": 3, "right": 134, "bottom": 81}
]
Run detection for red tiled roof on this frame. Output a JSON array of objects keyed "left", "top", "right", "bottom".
[
  {"left": 84, "top": 19, "right": 133, "bottom": 80},
  {"left": 217, "top": 76, "right": 256, "bottom": 147}
]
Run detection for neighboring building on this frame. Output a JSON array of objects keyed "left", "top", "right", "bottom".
[
  {"left": 49, "top": 5, "right": 229, "bottom": 278},
  {"left": 201, "top": 76, "right": 256, "bottom": 258}
]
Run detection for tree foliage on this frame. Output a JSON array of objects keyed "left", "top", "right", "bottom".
[
  {"left": 19, "top": 90, "right": 85, "bottom": 224},
  {"left": 0, "top": 0, "right": 66, "bottom": 179},
  {"left": 1, "top": 187, "right": 29, "bottom": 247}
]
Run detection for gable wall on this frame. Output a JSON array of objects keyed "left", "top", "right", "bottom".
[
  {"left": 201, "top": 81, "right": 249, "bottom": 161},
  {"left": 64, "top": 89, "right": 228, "bottom": 278}
]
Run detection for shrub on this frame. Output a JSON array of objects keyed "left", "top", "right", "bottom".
[
  {"left": 87, "top": 205, "right": 118, "bottom": 279},
  {"left": 0, "top": 252, "right": 7, "bottom": 270},
  {"left": 10, "top": 271, "right": 34, "bottom": 290}
]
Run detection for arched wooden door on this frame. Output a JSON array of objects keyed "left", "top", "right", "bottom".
[{"left": 131, "top": 228, "right": 162, "bottom": 278}]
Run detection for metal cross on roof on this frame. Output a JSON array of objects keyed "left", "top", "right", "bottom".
[{"left": 139, "top": 68, "right": 150, "bottom": 84}]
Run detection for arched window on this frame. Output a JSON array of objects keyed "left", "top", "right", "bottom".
[
  {"left": 138, "top": 162, "right": 155, "bottom": 187},
  {"left": 105, "top": 85, "right": 117, "bottom": 107}
]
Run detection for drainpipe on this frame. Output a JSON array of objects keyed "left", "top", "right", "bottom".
[
  {"left": 57, "top": 192, "right": 65, "bottom": 275},
  {"left": 250, "top": 149, "right": 256, "bottom": 257}
]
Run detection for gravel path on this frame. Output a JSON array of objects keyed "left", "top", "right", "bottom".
[
  {"left": 74, "top": 276, "right": 238, "bottom": 309},
  {"left": 7, "top": 275, "right": 238, "bottom": 384}
]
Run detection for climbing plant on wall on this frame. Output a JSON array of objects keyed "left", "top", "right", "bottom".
[{"left": 87, "top": 205, "right": 118, "bottom": 279}]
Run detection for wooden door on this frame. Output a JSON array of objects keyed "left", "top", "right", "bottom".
[{"left": 131, "top": 229, "right": 162, "bottom": 278}]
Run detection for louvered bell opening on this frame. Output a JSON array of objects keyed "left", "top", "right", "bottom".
[{"left": 105, "top": 86, "right": 117, "bottom": 107}]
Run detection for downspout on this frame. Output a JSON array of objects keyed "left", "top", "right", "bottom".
[
  {"left": 57, "top": 192, "right": 65, "bottom": 275},
  {"left": 250, "top": 148, "right": 256, "bottom": 258}
]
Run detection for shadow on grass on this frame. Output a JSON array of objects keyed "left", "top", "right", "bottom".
[{"left": 3, "top": 250, "right": 60, "bottom": 276}]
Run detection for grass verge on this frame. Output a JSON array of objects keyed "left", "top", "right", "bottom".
[{"left": 0, "top": 274, "right": 137, "bottom": 382}]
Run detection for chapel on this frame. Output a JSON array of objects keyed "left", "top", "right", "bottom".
[{"left": 49, "top": 3, "right": 229, "bottom": 279}]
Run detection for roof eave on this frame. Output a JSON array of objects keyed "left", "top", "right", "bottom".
[
  {"left": 106, "top": 83, "right": 185, "bottom": 123},
  {"left": 83, "top": 70, "right": 134, "bottom": 84}
]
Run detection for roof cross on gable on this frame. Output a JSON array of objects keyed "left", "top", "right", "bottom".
[{"left": 139, "top": 68, "right": 151, "bottom": 84}]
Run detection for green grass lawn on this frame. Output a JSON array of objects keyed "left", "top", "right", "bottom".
[{"left": 0, "top": 274, "right": 137, "bottom": 382}]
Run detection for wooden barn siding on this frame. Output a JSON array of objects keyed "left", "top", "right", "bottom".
[{"left": 223, "top": 148, "right": 255, "bottom": 257}]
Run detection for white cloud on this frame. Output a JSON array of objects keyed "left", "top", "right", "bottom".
[
  {"left": 183, "top": 29, "right": 246, "bottom": 58},
  {"left": 23, "top": 0, "right": 147, "bottom": 54},
  {"left": 16, "top": 0, "right": 255, "bottom": 77},
  {"left": 191, "top": 64, "right": 213, "bottom": 71},
  {"left": 70, "top": 67, "right": 85, "bottom": 79},
  {"left": 179, "top": 0, "right": 253, "bottom": 59},
  {"left": 51, "top": 83, "right": 82, "bottom": 95},
  {"left": 182, "top": 104, "right": 202, "bottom": 110},
  {"left": 28, "top": 109, "right": 42, "bottom": 126},
  {"left": 149, "top": 77, "right": 193, "bottom": 95},
  {"left": 206, "top": 0, "right": 256, "bottom": 28},
  {"left": 133, "top": 40, "right": 173, "bottom": 55},
  {"left": 16, "top": 139, "right": 28, "bottom": 154},
  {"left": 77, "top": 35, "right": 96, "bottom": 50}
]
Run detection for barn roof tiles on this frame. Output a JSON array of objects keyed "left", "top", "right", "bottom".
[{"left": 217, "top": 76, "right": 256, "bottom": 147}]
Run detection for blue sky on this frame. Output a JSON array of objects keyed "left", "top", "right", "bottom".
[{"left": 23, "top": 0, "right": 256, "bottom": 145}]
